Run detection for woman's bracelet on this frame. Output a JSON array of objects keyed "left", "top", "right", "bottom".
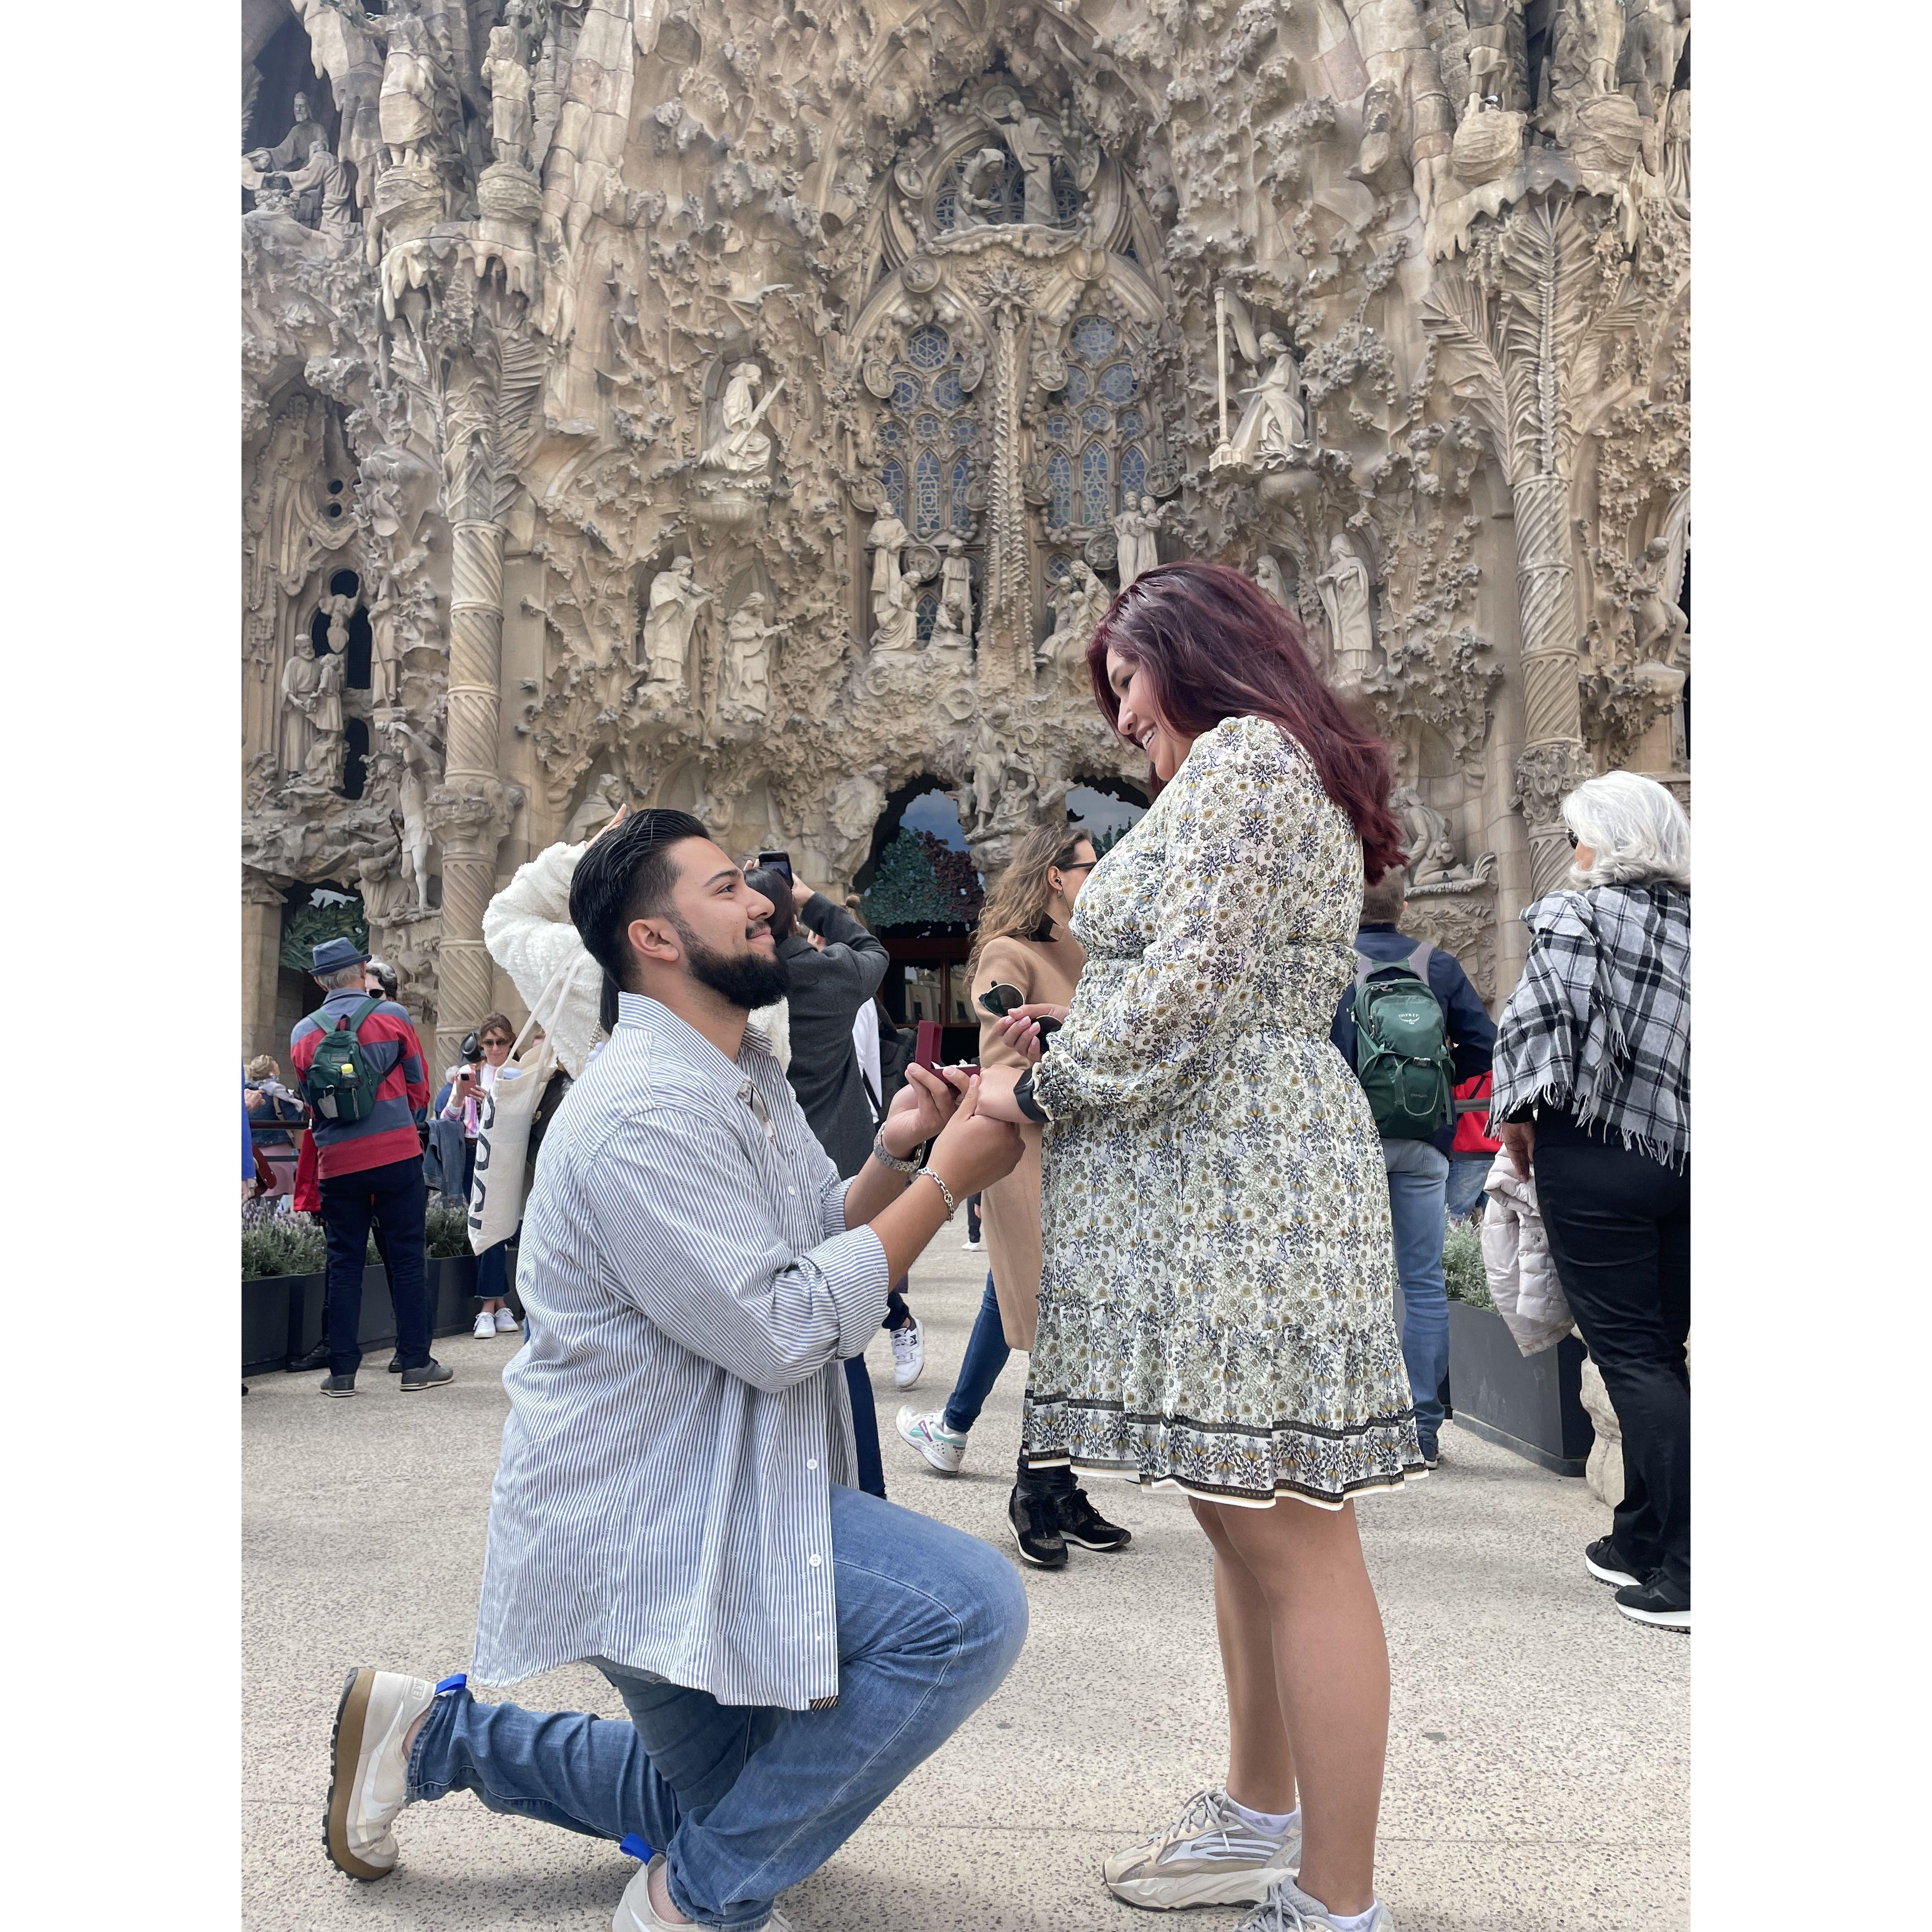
[
  {"left": 916, "top": 1166, "right": 957, "bottom": 1218},
  {"left": 871, "top": 1127, "right": 922, "bottom": 1174}
]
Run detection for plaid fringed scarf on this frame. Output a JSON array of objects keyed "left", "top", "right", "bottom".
[{"left": 1492, "top": 880, "right": 1690, "bottom": 1173}]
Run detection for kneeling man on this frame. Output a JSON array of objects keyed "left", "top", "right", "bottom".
[{"left": 322, "top": 809, "right": 1027, "bottom": 1930}]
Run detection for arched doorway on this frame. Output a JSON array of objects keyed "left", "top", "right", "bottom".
[{"left": 855, "top": 779, "right": 983, "bottom": 1026}]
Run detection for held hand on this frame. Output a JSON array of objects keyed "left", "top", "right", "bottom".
[
  {"left": 928, "top": 1075, "right": 1025, "bottom": 1198},
  {"left": 992, "top": 1001, "right": 1067, "bottom": 1063},
  {"left": 882, "top": 1063, "right": 959, "bottom": 1157},
  {"left": 1498, "top": 1120, "right": 1535, "bottom": 1177},
  {"left": 588, "top": 803, "right": 629, "bottom": 845}
]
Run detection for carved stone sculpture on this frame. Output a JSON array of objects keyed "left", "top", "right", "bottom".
[
  {"left": 247, "top": 92, "right": 327, "bottom": 221},
  {"left": 566, "top": 773, "right": 628, "bottom": 843},
  {"left": 721, "top": 594, "right": 785, "bottom": 724},
  {"left": 279, "top": 644, "right": 321, "bottom": 777},
  {"left": 1316, "top": 535, "right": 1376, "bottom": 682},
  {"left": 1390, "top": 785, "right": 1451, "bottom": 877},
  {"left": 873, "top": 572, "right": 920, "bottom": 653},
  {"left": 284, "top": 139, "right": 356, "bottom": 242},
  {"left": 867, "top": 509, "right": 910, "bottom": 623},
  {"left": 305, "top": 644, "right": 346, "bottom": 790},
  {"left": 1631, "top": 536, "right": 1690, "bottom": 663},
  {"left": 641, "top": 556, "right": 710, "bottom": 696},
  {"left": 987, "top": 99, "right": 1062, "bottom": 225},
  {"left": 1230, "top": 335, "right": 1309, "bottom": 464},
  {"left": 373, "top": 0, "right": 437, "bottom": 167},
  {"left": 481, "top": 26, "right": 533, "bottom": 172},
  {"left": 956, "top": 147, "right": 1008, "bottom": 227},
  {"left": 1113, "top": 495, "right": 1164, "bottom": 589},
  {"left": 702, "top": 362, "right": 780, "bottom": 475},
  {"left": 380, "top": 718, "right": 437, "bottom": 914},
  {"left": 937, "top": 533, "right": 974, "bottom": 645},
  {"left": 1254, "top": 554, "right": 1291, "bottom": 609}
]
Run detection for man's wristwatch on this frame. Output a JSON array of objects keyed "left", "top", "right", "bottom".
[{"left": 872, "top": 1127, "right": 922, "bottom": 1174}]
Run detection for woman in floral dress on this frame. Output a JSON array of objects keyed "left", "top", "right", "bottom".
[{"left": 975, "top": 562, "right": 1423, "bottom": 1932}]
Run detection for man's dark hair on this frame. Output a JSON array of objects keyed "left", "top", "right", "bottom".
[
  {"left": 568, "top": 808, "right": 709, "bottom": 1029},
  {"left": 742, "top": 867, "right": 797, "bottom": 945},
  {"left": 1360, "top": 867, "right": 1408, "bottom": 925}
]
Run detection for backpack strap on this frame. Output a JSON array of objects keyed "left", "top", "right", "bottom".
[
  {"left": 1355, "top": 943, "right": 1421, "bottom": 990},
  {"left": 334, "top": 996, "right": 382, "bottom": 1036},
  {"left": 1406, "top": 940, "right": 1435, "bottom": 983}
]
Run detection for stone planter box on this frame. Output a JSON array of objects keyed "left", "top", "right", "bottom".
[
  {"left": 242, "top": 1252, "right": 513, "bottom": 1372},
  {"left": 1444, "top": 1301, "right": 1593, "bottom": 1477}
]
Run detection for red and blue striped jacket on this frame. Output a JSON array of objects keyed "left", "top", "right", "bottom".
[{"left": 289, "top": 991, "right": 430, "bottom": 1180}]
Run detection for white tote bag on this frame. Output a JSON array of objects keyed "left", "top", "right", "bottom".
[{"left": 467, "top": 953, "right": 585, "bottom": 1254}]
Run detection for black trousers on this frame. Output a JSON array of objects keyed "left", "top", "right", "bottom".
[
  {"left": 1534, "top": 1124, "right": 1690, "bottom": 1592},
  {"left": 319, "top": 1155, "right": 432, "bottom": 1377}
]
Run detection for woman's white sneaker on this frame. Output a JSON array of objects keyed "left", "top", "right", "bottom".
[
  {"left": 896, "top": 1406, "right": 966, "bottom": 1473},
  {"left": 1231, "top": 1876, "right": 1394, "bottom": 1930},
  {"left": 1103, "top": 1787, "right": 1301, "bottom": 1909},
  {"left": 472, "top": 1309, "right": 497, "bottom": 1338},
  {"left": 889, "top": 1316, "right": 925, "bottom": 1389},
  {"left": 323, "top": 1668, "right": 437, "bottom": 1880}
]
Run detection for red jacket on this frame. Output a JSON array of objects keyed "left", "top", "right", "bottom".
[
  {"left": 1451, "top": 1072, "right": 1501, "bottom": 1155},
  {"left": 289, "top": 991, "right": 430, "bottom": 1180}
]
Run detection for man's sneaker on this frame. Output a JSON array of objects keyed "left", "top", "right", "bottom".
[
  {"left": 323, "top": 1668, "right": 436, "bottom": 1880},
  {"left": 1057, "top": 1486, "right": 1132, "bottom": 1551},
  {"left": 472, "top": 1309, "right": 497, "bottom": 1338},
  {"left": 1008, "top": 1487, "right": 1068, "bottom": 1569},
  {"left": 1230, "top": 1876, "right": 1394, "bottom": 1931},
  {"left": 400, "top": 1359, "right": 453, "bottom": 1392},
  {"left": 961, "top": 1236, "right": 984, "bottom": 1251},
  {"left": 1584, "top": 1535, "right": 1643, "bottom": 1589},
  {"left": 889, "top": 1316, "right": 925, "bottom": 1389},
  {"left": 387, "top": 1356, "right": 405, "bottom": 1373},
  {"left": 494, "top": 1305, "right": 520, "bottom": 1333},
  {"left": 1615, "top": 1575, "right": 1690, "bottom": 1631},
  {"left": 614, "top": 1854, "right": 796, "bottom": 1932},
  {"left": 288, "top": 1341, "right": 332, "bottom": 1374},
  {"left": 897, "top": 1407, "right": 967, "bottom": 1474},
  {"left": 1103, "top": 1787, "right": 1300, "bottom": 1909},
  {"left": 320, "top": 1373, "right": 357, "bottom": 1398}
]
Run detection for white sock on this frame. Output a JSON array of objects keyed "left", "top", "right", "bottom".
[
  {"left": 1311, "top": 1902, "right": 1379, "bottom": 1932},
  {"left": 1226, "top": 1795, "right": 1299, "bottom": 1837}
]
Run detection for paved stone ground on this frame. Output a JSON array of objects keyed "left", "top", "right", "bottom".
[{"left": 243, "top": 1231, "right": 1688, "bottom": 1931}]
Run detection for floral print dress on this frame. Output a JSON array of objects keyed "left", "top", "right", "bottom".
[{"left": 1023, "top": 714, "right": 1425, "bottom": 1507}]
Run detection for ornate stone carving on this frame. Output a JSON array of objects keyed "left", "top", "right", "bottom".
[{"left": 1316, "top": 535, "right": 1376, "bottom": 685}]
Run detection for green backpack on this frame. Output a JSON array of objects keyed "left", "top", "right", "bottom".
[
  {"left": 1351, "top": 943, "right": 1455, "bottom": 1141},
  {"left": 301, "top": 998, "right": 385, "bottom": 1124}
]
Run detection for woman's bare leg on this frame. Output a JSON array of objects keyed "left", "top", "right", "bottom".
[
  {"left": 1206, "top": 1496, "right": 1390, "bottom": 1918},
  {"left": 1189, "top": 1497, "right": 1297, "bottom": 1815}
]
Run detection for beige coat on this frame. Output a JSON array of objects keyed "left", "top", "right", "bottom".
[{"left": 971, "top": 925, "right": 1086, "bottom": 1350}]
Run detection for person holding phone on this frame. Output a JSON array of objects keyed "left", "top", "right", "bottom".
[
  {"left": 896, "top": 821, "right": 1131, "bottom": 1570},
  {"left": 970, "top": 563, "right": 1423, "bottom": 1932},
  {"left": 441, "top": 1017, "right": 522, "bottom": 1336}
]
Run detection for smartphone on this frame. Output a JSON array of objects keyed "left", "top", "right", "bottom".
[
  {"left": 756, "top": 849, "right": 794, "bottom": 885},
  {"left": 977, "top": 982, "right": 1025, "bottom": 1018}
]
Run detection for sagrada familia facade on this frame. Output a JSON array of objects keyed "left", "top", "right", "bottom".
[{"left": 241, "top": 0, "right": 1690, "bottom": 1067}]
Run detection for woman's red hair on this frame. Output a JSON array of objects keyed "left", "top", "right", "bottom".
[{"left": 1085, "top": 559, "right": 1406, "bottom": 882}]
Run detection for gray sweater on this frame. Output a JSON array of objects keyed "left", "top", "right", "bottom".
[{"left": 777, "top": 894, "right": 889, "bottom": 1178}]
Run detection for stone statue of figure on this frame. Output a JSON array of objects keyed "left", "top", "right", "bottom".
[
  {"left": 285, "top": 138, "right": 356, "bottom": 241},
  {"left": 480, "top": 25, "right": 533, "bottom": 171},
  {"left": 305, "top": 644, "right": 346, "bottom": 789},
  {"left": 367, "top": 0, "right": 437, "bottom": 168},
  {"left": 1390, "top": 785, "right": 1452, "bottom": 877},
  {"left": 381, "top": 719, "right": 436, "bottom": 912},
  {"left": 1040, "top": 563, "right": 1105, "bottom": 673},
  {"left": 279, "top": 644, "right": 322, "bottom": 775},
  {"left": 702, "top": 362, "right": 781, "bottom": 475},
  {"left": 955, "top": 146, "right": 1008, "bottom": 226},
  {"left": 867, "top": 509, "right": 910, "bottom": 620},
  {"left": 1631, "top": 535, "right": 1690, "bottom": 663},
  {"left": 967, "top": 707, "right": 1011, "bottom": 836},
  {"left": 873, "top": 572, "right": 919, "bottom": 654},
  {"left": 1316, "top": 534, "right": 1375, "bottom": 681},
  {"left": 247, "top": 91, "right": 327, "bottom": 176},
  {"left": 722, "top": 594, "right": 786, "bottom": 723},
  {"left": 1412, "top": 833, "right": 1473, "bottom": 887},
  {"left": 988, "top": 99, "right": 1062, "bottom": 224},
  {"left": 321, "top": 591, "right": 355, "bottom": 657},
  {"left": 367, "top": 576, "right": 401, "bottom": 708},
  {"left": 1113, "top": 495, "right": 1165, "bottom": 588},
  {"left": 1254, "top": 554, "right": 1291, "bottom": 610},
  {"left": 567, "top": 774, "right": 628, "bottom": 843},
  {"left": 938, "top": 533, "right": 973, "bottom": 644},
  {"left": 1230, "top": 334, "right": 1308, "bottom": 463},
  {"left": 641, "top": 556, "right": 711, "bottom": 694}
]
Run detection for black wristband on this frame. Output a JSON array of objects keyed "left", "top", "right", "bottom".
[{"left": 1013, "top": 1070, "right": 1049, "bottom": 1124}]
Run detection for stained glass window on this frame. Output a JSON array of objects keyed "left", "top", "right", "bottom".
[
  {"left": 1120, "top": 445, "right": 1148, "bottom": 504},
  {"left": 891, "top": 375, "right": 919, "bottom": 412},
  {"left": 1082, "top": 405, "right": 1110, "bottom": 433},
  {"left": 1081, "top": 444, "right": 1110, "bottom": 527},
  {"left": 1062, "top": 366, "right": 1090, "bottom": 405},
  {"left": 908, "top": 326, "right": 949, "bottom": 369},
  {"left": 914, "top": 413, "right": 942, "bottom": 442},
  {"left": 1070, "top": 316, "right": 1118, "bottom": 362},
  {"left": 1099, "top": 362, "right": 1138, "bottom": 402},
  {"left": 933, "top": 369, "right": 963, "bottom": 409},
  {"left": 951, "top": 419, "right": 977, "bottom": 446},
  {"left": 916, "top": 590, "right": 939, "bottom": 643},
  {"left": 950, "top": 456, "right": 972, "bottom": 533},
  {"left": 1117, "top": 409, "right": 1145, "bottom": 440},
  {"left": 881, "top": 460, "right": 906, "bottom": 519},
  {"left": 1046, "top": 450, "right": 1072, "bottom": 526},
  {"left": 914, "top": 449, "right": 942, "bottom": 535},
  {"left": 1044, "top": 414, "right": 1071, "bottom": 445}
]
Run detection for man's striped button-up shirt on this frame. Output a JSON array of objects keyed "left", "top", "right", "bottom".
[{"left": 471, "top": 992, "right": 889, "bottom": 1711}]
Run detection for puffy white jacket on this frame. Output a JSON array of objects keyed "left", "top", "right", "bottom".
[
  {"left": 1480, "top": 1151, "right": 1573, "bottom": 1356},
  {"left": 483, "top": 837, "right": 792, "bottom": 1077}
]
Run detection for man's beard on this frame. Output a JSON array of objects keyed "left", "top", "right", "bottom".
[{"left": 673, "top": 916, "right": 791, "bottom": 1012}]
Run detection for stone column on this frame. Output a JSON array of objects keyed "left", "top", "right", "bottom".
[
  {"left": 434, "top": 515, "right": 509, "bottom": 1068},
  {"left": 242, "top": 871, "right": 288, "bottom": 1064},
  {"left": 979, "top": 291, "right": 1033, "bottom": 699},
  {"left": 1508, "top": 470, "right": 1591, "bottom": 898}
]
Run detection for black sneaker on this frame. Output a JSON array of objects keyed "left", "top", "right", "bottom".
[
  {"left": 400, "top": 1358, "right": 454, "bottom": 1392},
  {"left": 386, "top": 1357, "right": 405, "bottom": 1373},
  {"left": 1614, "top": 1575, "right": 1689, "bottom": 1631},
  {"left": 320, "top": 1372, "right": 357, "bottom": 1398},
  {"left": 1584, "top": 1535, "right": 1644, "bottom": 1589},
  {"left": 288, "top": 1340, "right": 332, "bottom": 1374},
  {"left": 1008, "top": 1487, "right": 1068, "bottom": 1568},
  {"left": 1056, "top": 1486, "right": 1131, "bottom": 1551}
]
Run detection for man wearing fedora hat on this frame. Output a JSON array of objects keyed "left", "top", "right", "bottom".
[{"left": 289, "top": 936, "right": 450, "bottom": 1396}]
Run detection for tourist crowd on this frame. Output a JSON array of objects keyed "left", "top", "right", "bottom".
[{"left": 257, "top": 561, "right": 1690, "bottom": 1932}]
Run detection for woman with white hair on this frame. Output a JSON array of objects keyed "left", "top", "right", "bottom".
[{"left": 1491, "top": 770, "right": 1691, "bottom": 1633}]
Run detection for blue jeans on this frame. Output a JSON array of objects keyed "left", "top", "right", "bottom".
[
  {"left": 1383, "top": 1139, "right": 1450, "bottom": 1455},
  {"left": 1446, "top": 1155, "right": 1491, "bottom": 1222},
  {"left": 943, "top": 1276, "right": 1073, "bottom": 1501},
  {"left": 318, "top": 1155, "right": 431, "bottom": 1376},
  {"left": 407, "top": 1483, "right": 1027, "bottom": 1929}
]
